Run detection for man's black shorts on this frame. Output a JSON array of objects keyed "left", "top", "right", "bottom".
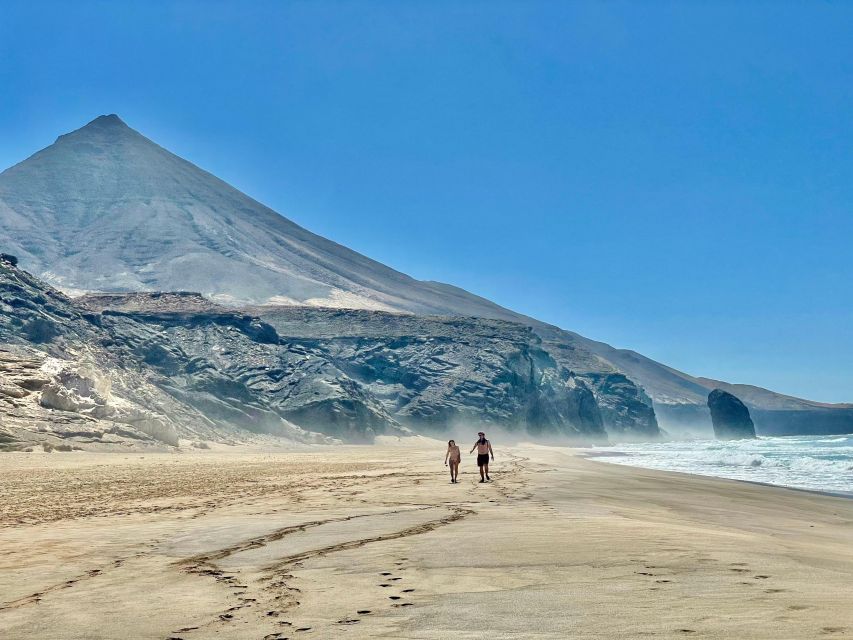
[{"left": 477, "top": 453, "right": 490, "bottom": 467}]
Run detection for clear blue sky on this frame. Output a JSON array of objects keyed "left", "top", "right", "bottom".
[{"left": 1, "top": 1, "right": 851, "bottom": 402}]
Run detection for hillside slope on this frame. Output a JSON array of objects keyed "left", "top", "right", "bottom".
[
  {"left": 2, "top": 258, "right": 651, "bottom": 448},
  {"left": 1, "top": 115, "right": 849, "bottom": 436},
  {"left": 0, "top": 114, "right": 521, "bottom": 317}
]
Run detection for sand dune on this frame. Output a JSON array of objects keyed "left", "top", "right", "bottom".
[{"left": 1, "top": 441, "right": 852, "bottom": 639}]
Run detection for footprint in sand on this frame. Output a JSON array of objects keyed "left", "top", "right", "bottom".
[
  {"left": 677, "top": 629, "right": 696, "bottom": 634},
  {"left": 730, "top": 568, "right": 750, "bottom": 573},
  {"left": 402, "top": 589, "right": 415, "bottom": 593},
  {"left": 393, "top": 603, "right": 414, "bottom": 607},
  {"left": 379, "top": 583, "right": 391, "bottom": 587},
  {"left": 357, "top": 610, "right": 372, "bottom": 615},
  {"left": 336, "top": 618, "right": 360, "bottom": 625},
  {"left": 380, "top": 572, "right": 392, "bottom": 576},
  {"left": 390, "top": 577, "right": 402, "bottom": 581},
  {"left": 822, "top": 628, "right": 848, "bottom": 635},
  {"left": 754, "top": 575, "right": 771, "bottom": 579},
  {"left": 389, "top": 596, "right": 401, "bottom": 600},
  {"left": 787, "top": 604, "right": 809, "bottom": 610}
]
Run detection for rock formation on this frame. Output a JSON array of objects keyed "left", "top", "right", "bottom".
[
  {"left": 707, "top": 388, "right": 756, "bottom": 440},
  {"left": 0, "top": 258, "right": 660, "bottom": 449},
  {"left": 0, "top": 256, "right": 323, "bottom": 451}
]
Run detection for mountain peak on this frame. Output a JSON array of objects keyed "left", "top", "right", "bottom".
[
  {"left": 85, "top": 114, "right": 128, "bottom": 129},
  {"left": 55, "top": 114, "right": 134, "bottom": 144}
]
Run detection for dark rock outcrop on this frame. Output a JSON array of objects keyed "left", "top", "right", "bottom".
[
  {"left": 708, "top": 389, "right": 756, "bottom": 440},
  {"left": 254, "top": 307, "right": 616, "bottom": 441}
]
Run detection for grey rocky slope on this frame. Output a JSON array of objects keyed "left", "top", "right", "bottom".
[
  {"left": 0, "top": 114, "right": 514, "bottom": 316},
  {"left": 0, "top": 115, "right": 849, "bottom": 436},
  {"left": 249, "top": 306, "right": 653, "bottom": 441},
  {"left": 0, "top": 256, "right": 325, "bottom": 450},
  {"left": 2, "top": 257, "right": 646, "bottom": 449},
  {"left": 85, "top": 294, "right": 630, "bottom": 443}
]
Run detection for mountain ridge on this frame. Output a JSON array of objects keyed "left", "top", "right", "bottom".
[{"left": 1, "top": 115, "right": 850, "bottom": 436}]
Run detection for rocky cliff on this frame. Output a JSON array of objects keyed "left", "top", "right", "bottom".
[
  {"left": 2, "top": 258, "right": 659, "bottom": 449},
  {"left": 251, "top": 307, "right": 614, "bottom": 440},
  {"left": 0, "top": 256, "right": 325, "bottom": 450}
]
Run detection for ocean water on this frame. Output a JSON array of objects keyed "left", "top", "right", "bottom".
[{"left": 593, "top": 435, "right": 853, "bottom": 495}]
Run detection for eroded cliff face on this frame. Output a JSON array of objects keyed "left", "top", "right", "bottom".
[
  {"left": 1, "top": 258, "right": 659, "bottom": 448},
  {"left": 253, "top": 307, "right": 611, "bottom": 441},
  {"left": 0, "top": 258, "right": 322, "bottom": 450}
]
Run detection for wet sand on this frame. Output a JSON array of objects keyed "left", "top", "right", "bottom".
[{"left": 1, "top": 439, "right": 852, "bottom": 639}]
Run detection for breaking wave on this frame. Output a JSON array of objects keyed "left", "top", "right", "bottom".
[{"left": 593, "top": 434, "right": 853, "bottom": 494}]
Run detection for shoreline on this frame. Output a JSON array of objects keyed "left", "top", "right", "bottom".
[
  {"left": 2, "top": 443, "right": 853, "bottom": 638},
  {"left": 579, "top": 441, "right": 853, "bottom": 500}
]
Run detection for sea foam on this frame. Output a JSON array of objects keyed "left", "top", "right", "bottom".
[{"left": 593, "top": 434, "right": 853, "bottom": 494}]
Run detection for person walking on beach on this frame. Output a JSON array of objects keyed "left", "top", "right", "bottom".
[
  {"left": 445, "top": 439, "right": 461, "bottom": 483},
  {"left": 470, "top": 431, "right": 494, "bottom": 482}
]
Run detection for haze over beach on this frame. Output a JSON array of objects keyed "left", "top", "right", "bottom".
[{"left": 1, "top": 2, "right": 852, "bottom": 639}]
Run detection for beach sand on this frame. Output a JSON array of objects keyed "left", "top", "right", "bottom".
[{"left": 1, "top": 439, "right": 852, "bottom": 639}]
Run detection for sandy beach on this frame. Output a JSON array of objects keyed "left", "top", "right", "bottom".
[{"left": 1, "top": 439, "right": 852, "bottom": 639}]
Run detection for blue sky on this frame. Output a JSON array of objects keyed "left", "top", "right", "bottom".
[{"left": 1, "top": 1, "right": 851, "bottom": 402}]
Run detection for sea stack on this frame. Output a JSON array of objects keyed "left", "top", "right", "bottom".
[{"left": 707, "top": 389, "right": 756, "bottom": 439}]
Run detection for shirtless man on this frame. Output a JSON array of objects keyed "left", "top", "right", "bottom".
[
  {"left": 470, "top": 431, "right": 494, "bottom": 482},
  {"left": 444, "top": 439, "right": 461, "bottom": 483}
]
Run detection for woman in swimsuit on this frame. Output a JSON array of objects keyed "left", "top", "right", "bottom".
[{"left": 445, "top": 439, "right": 461, "bottom": 483}]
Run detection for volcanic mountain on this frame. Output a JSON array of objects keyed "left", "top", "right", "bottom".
[
  {"left": 0, "top": 114, "right": 515, "bottom": 315},
  {"left": 1, "top": 115, "right": 851, "bottom": 436}
]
